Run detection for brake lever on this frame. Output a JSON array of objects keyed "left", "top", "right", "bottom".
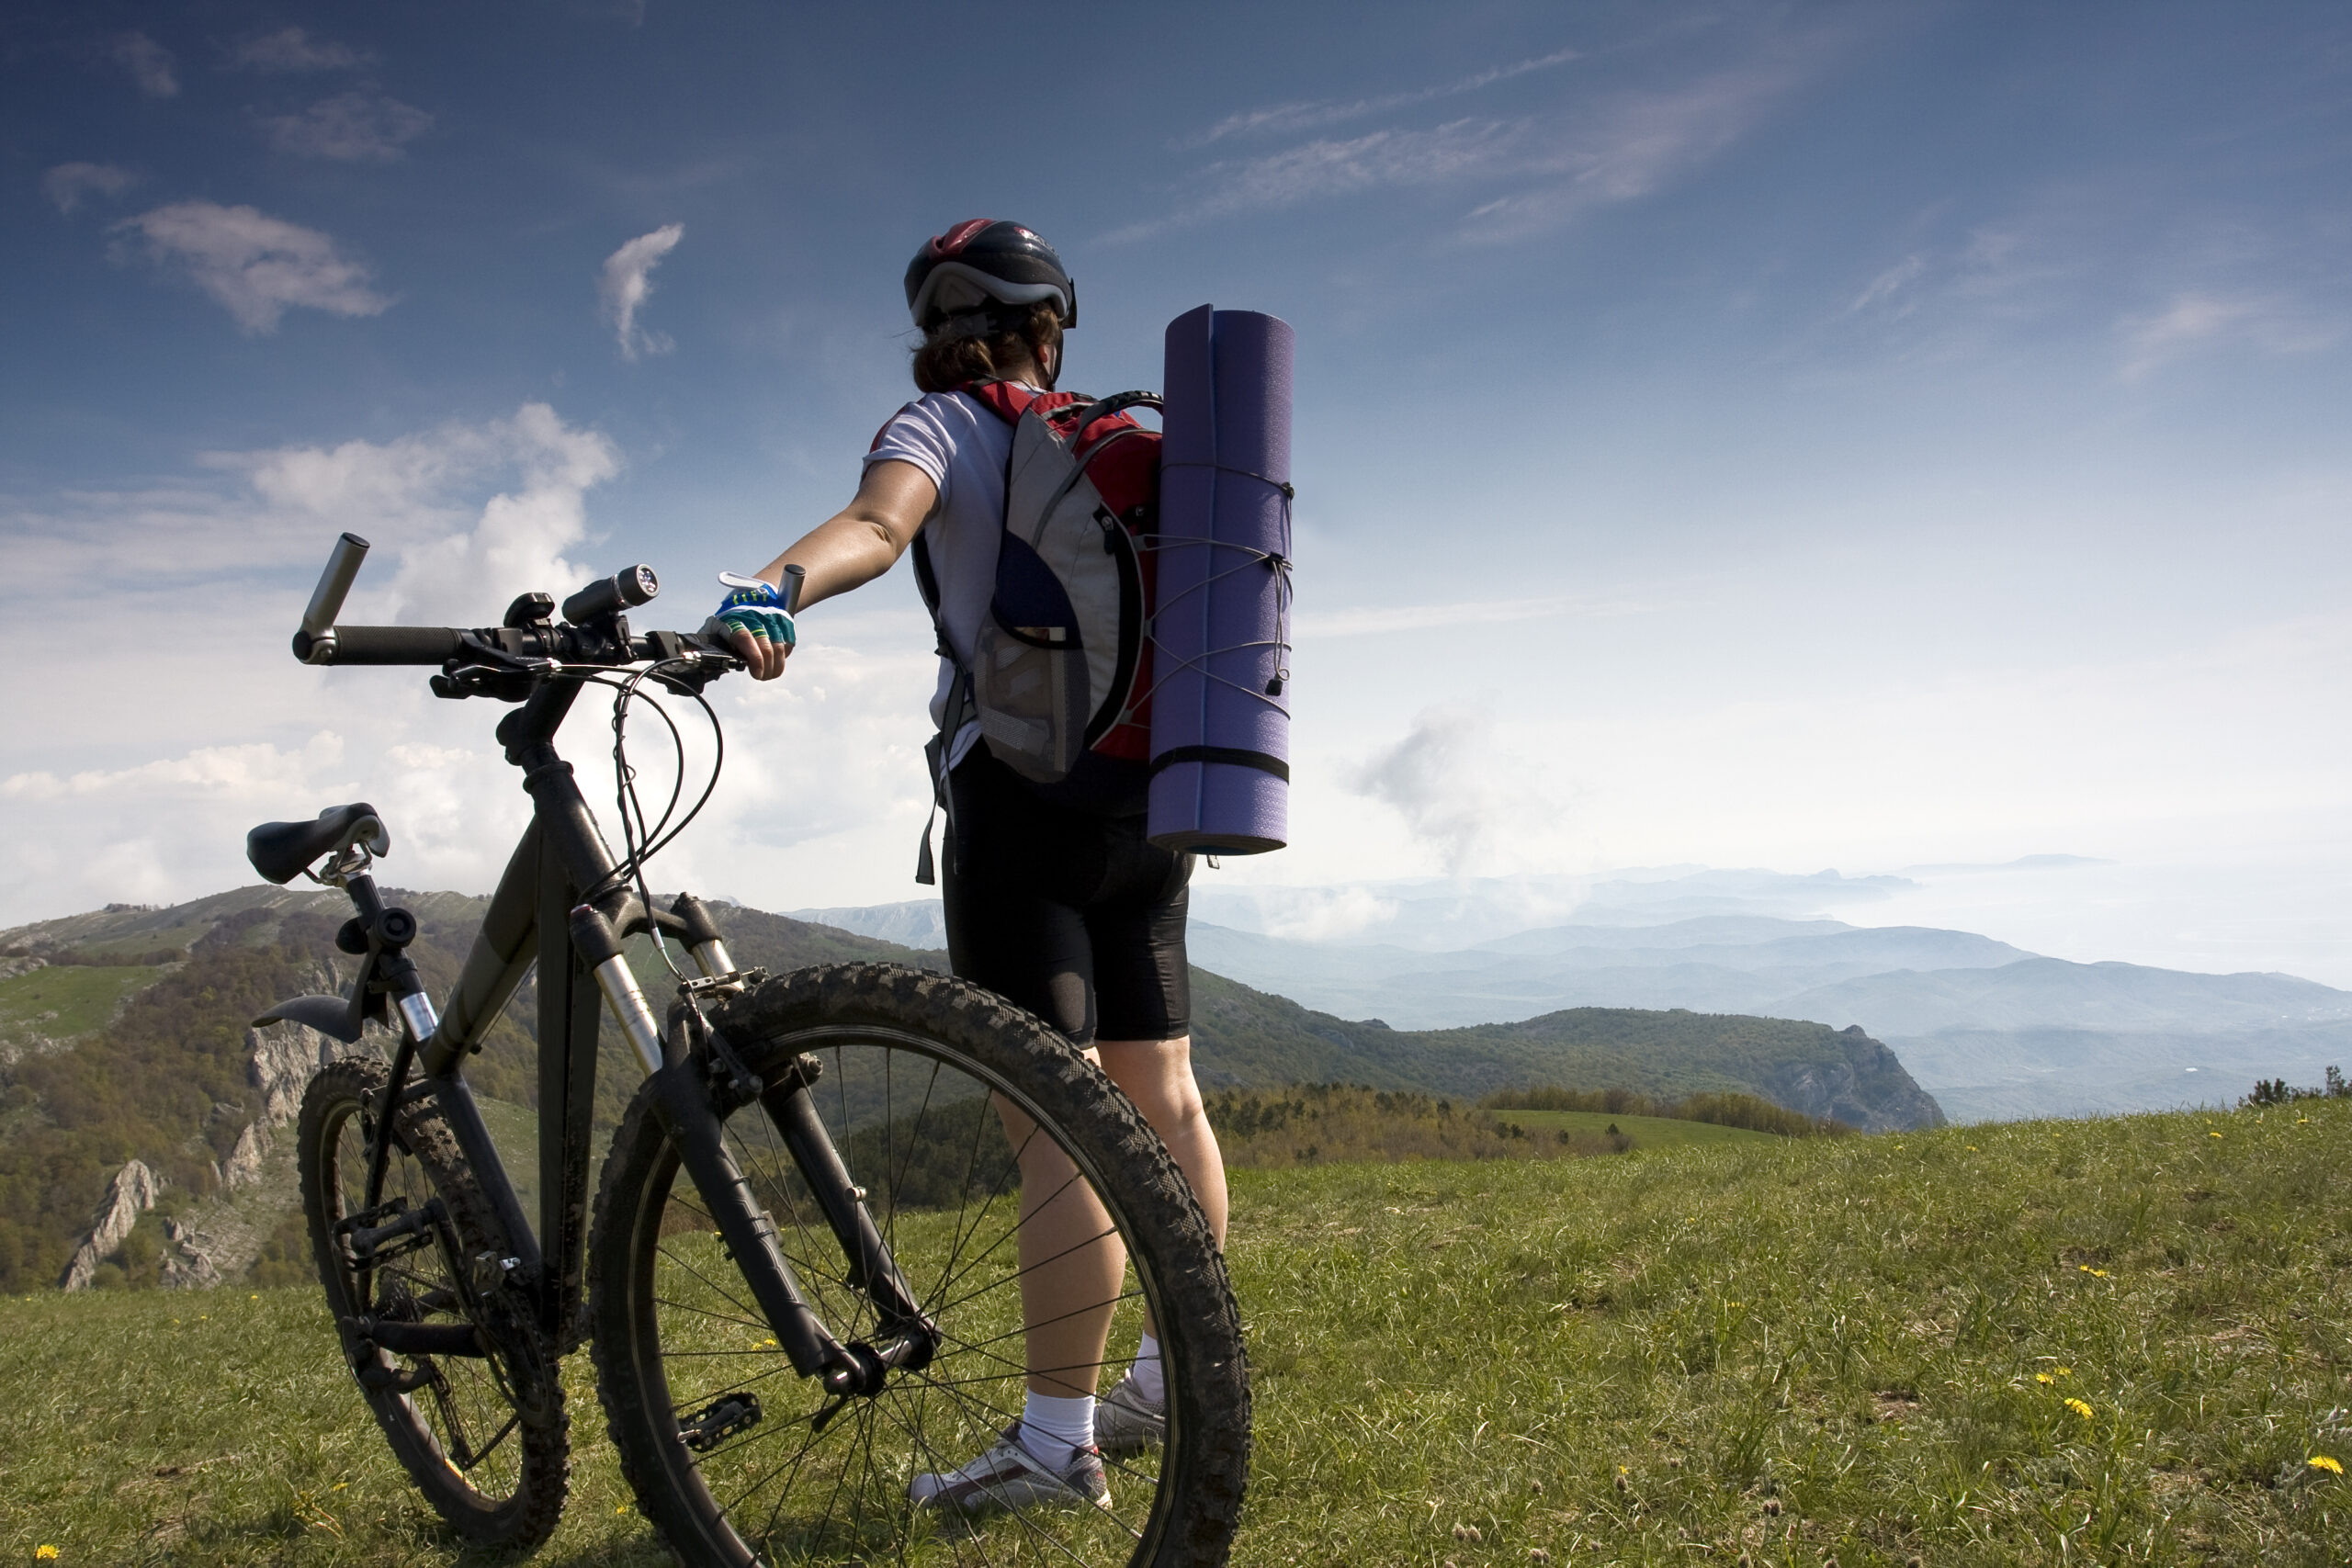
[{"left": 431, "top": 632, "right": 557, "bottom": 702}]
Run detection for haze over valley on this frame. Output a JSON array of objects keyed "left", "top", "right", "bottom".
[{"left": 797, "top": 863, "right": 2352, "bottom": 1124}]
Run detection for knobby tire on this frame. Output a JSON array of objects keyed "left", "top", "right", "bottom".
[
  {"left": 589, "top": 963, "right": 1250, "bottom": 1568},
  {"left": 296, "top": 1056, "right": 571, "bottom": 1550}
]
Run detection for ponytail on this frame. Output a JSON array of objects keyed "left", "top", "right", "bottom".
[{"left": 911, "top": 302, "right": 1063, "bottom": 394}]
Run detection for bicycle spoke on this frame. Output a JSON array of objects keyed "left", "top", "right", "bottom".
[{"left": 597, "top": 995, "right": 1241, "bottom": 1567}]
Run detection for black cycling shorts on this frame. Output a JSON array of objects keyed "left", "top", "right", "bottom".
[{"left": 940, "top": 746, "right": 1192, "bottom": 1048}]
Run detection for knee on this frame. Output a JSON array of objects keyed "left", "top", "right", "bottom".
[{"left": 1098, "top": 1038, "right": 1203, "bottom": 1126}]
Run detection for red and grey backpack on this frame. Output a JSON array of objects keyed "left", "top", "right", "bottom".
[{"left": 902, "top": 380, "right": 1163, "bottom": 874}]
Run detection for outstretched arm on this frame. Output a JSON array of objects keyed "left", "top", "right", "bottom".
[{"left": 729, "top": 458, "right": 939, "bottom": 681}]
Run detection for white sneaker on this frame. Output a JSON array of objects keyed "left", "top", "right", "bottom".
[
  {"left": 1093, "top": 1369, "right": 1166, "bottom": 1455},
  {"left": 908, "top": 1425, "right": 1112, "bottom": 1514}
]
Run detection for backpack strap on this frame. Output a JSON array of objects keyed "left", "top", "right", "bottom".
[{"left": 912, "top": 663, "right": 976, "bottom": 886}]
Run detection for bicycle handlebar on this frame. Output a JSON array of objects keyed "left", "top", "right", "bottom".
[
  {"left": 319, "top": 626, "right": 469, "bottom": 664},
  {"left": 295, "top": 622, "right": 729, "bottom": 667},
  {"left": 285, "top": 533, "right": 741, "bottom": 694}
]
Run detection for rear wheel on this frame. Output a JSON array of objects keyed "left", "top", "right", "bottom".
[
  {"left": 296, "top": 1056, "right": 570, "bottom": 1550},
  {"left": 590, "top": 963, "right": 1250, "bottom": 1567}
]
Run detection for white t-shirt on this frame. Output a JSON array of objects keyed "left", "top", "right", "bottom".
[{"left": 865, "top": 387, "right": 1035, "bottom": 764}]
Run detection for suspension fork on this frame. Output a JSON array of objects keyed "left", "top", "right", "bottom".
[{"left": 570, "top": 904, "right": 934, "bottom": 1393}]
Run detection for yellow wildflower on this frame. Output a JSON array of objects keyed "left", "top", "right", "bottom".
[
  {"left": 2311, "top": 1455, "right": 2344, "bottom": 1476},
  {"left": 2035, "top": 1372, "right": 2055, "bottom": 1385},
  {"left": 2077, "top": 1265, "right": 2109, "bottom": 1278},
  {"left": 2064, "top": 1398, "right": 2093, "bottom": 1419},
  {"left": 2209, "top": 1132, "right": 2222, "bottom": 1139},
  {"left": 37, "top": 1548, "right": 60, "bottom": 1562},
  {"left": 2055, "top": 1366, "right": 2072, "bottom": 1376}
]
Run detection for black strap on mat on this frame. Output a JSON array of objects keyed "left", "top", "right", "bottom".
[{"left": 1147, "top": 745, "right": 1289, "bottom": 782}]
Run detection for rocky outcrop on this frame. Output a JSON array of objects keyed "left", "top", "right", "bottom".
[
  {"left": 222, "top": 1121, "right": 271, "bottom": 1190},
  {"left": 60, "top": 1159, "right": 163, "bottom": 1291},
  {"left": 244, "top": 959, "right": 360, "bottom": 1128},
  {"left": 1763, "top": 1026, "right": 1948, "bottom": 1132},
  {"left": 248, "top": 1021, "right": 328, "bottom": 1126},
  {"left": 161, "top": 1219, "right": 222, "bottom": 1289},
  {"left": 0, "top": 954, "right": 48, "bottom": 982}
]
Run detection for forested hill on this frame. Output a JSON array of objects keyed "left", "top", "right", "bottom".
[
  {"left": 1186, "top": 970, "right": 1945, "bottom": 1130},
  {"left": 1, "top": 887, "right": 1940, "bottom": 1293}
]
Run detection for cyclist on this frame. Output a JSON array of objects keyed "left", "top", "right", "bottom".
[{"left": 718, "top": 219, "right": 1229, "bottom": 1511}]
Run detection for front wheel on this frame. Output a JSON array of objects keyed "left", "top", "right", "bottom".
[
  {"left": 590, "top": 963, "right": 1250, "bottom": 1568},
  {"left": 296, "top": 1056, "right": 571, "bottom": 1550}
]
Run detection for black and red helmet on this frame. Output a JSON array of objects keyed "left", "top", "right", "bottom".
[{"left": 904, "top": 220, "right": 1076, "bottom": 332}]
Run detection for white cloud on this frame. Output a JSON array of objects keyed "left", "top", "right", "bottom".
[
  {"left": 0, "top": 404, "right": 641, "bottom": 921},
  {"left": 42, "top": 163, "right": 139, "bottom": 215},
  {"left": 1847, "top": 254, "right": 1925, "bottom": 316},
  {"left": 262, "top": 91, "right": 433, "bottom": 162},
  {"left": 1111, "top": 51, "right": 1817, "bottom": 245},
  {"left": 0, "top": 397, "right": 957, "bottom": 927},
  {"left": 231, "top": 28, "right": 368, "bottom": 73},
  {"left": 2116, "top": 292, "right": 2342, "bottom": 381},
  {"left": 115, "top": 200, "right": 392, "bottom": 333},
  {"left": 600, "top": 223, "right": 685, "bottom": 360},
  {"left": 1348, "top": 706, "right": 1564, "bottom": 876},
  {"left": 1187, "top": 47, "right": 1580, "bottom": 147},
  {"left": 1457, "top": 62, "right": 1811, "bottom": 243},
  {"left": 111, "top": 32, "right": 177, "bottom": 97},
  {"left": 1295, "top": 591, "right": 1655, "bottom": 639},
  {"left": 5, "top": 733, "right": 346, "bottom": 805}
]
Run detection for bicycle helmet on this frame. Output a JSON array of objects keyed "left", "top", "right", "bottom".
[{"left": 904, "top": 220, "right": 1077, "bottom": 333}]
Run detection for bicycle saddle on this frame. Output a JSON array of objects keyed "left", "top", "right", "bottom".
[{"left": 246, "top": 803, "right": 390, "bottom": 886}]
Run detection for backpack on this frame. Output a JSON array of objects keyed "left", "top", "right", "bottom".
[{"left": 904, "top": 380, "right": 1163, "bottom": 877}]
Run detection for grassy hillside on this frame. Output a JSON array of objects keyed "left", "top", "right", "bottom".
[
  {"left": 3, "top": 1100, "right": 2346, "bottom": 1564},
  {"left": 1488, "top": 1106, "right": 1777, "bottom": 1150}
]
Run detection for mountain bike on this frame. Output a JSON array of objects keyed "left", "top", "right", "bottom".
[{"left": 248, "top": 533, "right": 1250, "bottom": 1564}]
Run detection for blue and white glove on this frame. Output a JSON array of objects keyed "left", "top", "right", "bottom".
[{"left": 714, "top": 571, "right": 797, "bottom": 649}]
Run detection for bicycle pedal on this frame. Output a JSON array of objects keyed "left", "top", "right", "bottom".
[{"left": 677, "top": 1393, "right": 763, "bottom": 1452}]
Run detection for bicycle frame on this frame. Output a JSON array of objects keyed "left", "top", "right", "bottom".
[{"left": 326, "top": 671, "right": 933, "bottom": 1395}]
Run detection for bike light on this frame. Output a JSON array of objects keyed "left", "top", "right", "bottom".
[{"left": 562, "top": 564, "right": 660, "bottom": 625}]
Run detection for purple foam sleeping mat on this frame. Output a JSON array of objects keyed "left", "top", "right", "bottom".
[{"left": 1148, "top": 304, "right": 1295, "bottom": 855}]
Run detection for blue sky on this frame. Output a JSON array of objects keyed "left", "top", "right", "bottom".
[{"left": 4, "top": 2, "right": 2347, "bottom": 983}]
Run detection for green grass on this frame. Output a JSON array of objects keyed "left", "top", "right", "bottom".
[
  {"left": 4, "top": 1102, "right": 2348, "bottom": 1564},
  {"left": 0, "top": 966, "right": 161, "bottom": 1046},
  {"left": 1487, "top": 1107, "right": 1778, "bottom": 1151}
]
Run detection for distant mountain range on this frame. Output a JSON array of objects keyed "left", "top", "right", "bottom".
[{"left": 792, "top": 868, "right": 2352, "bottom": 1124}]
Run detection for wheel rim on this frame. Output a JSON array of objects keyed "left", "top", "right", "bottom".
[
  {"left": 626, "top": 1024, "right": 1178, "bottom": 1565},
  {"left": 320, "top": 1087, "right": 537, "bottom": 1513}
]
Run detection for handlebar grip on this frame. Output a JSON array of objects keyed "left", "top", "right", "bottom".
[
  {"left": 306, "top": 626, "right": 466, "bottom": 664},
  {"left": 780, "top": 563, "right": 806, "bottom": 615},
  {"left": 300, "top": 533, "right": 370, "bottom": 639}
]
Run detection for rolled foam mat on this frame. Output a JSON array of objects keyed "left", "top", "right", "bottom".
[{"left": 1148, "top": 304, "right": 1295, "bottom": 855}]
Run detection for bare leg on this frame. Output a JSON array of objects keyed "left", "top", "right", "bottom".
[
  {"left": 1000, "top": 1036, "right": 1228, "bottom": 1399},
  {"left": 999, "top": 1050, "right": 1125, "bottom": 1400},
  {"left": 1096, "top": 1035, "right": 1228, "bottom": 1341}
]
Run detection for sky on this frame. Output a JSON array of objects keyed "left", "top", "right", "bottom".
[{"left": 3, "top": 1, "right": 2347, "bottom": 983}]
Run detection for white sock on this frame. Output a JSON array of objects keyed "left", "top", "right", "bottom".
[
  {"left": 1020, "top": 1390, "right": 1096, "bottom": 1467},
  {"left": 1130, "top": 1333, "right": 1166, "bottom": 1404}
]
